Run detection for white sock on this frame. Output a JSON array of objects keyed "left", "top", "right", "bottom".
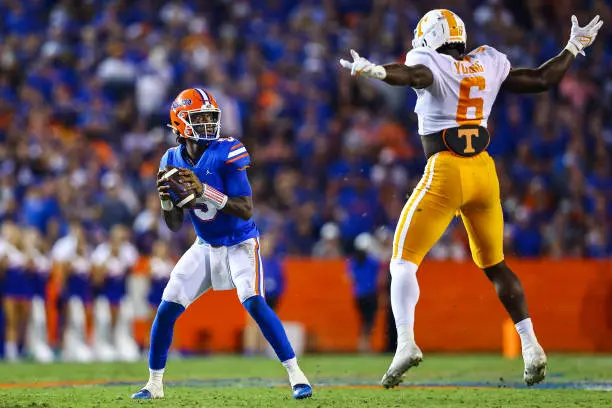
[
  {"left": 390, "top": 259, "right": 420, "bottom": 345},
  {"left": 282, "top": 356, "right": 299, "bottom": 372},
  {"left": 515, "top": 318, "right": 538, "bottom": 351},
  {"left": 282, "top": 357, "right": 309, "bottom": 386},
  {"left": 5, "top": 341, "right": 18, "bottom": 360},
  {"left": 148, "top": 368, "right": 165, "bottom": 385}
]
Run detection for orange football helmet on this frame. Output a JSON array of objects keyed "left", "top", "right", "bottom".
[{"left": 169, "top": 88, "right": 221, "bottom": 142}]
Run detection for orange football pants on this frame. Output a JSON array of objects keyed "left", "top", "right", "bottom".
[{"left": 392, "top": 151, "right": 504, "bottom": 269}]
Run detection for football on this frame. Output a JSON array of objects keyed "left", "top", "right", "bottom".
[{"left": 160, "top": 166, "right": 196, "bottom": 208}]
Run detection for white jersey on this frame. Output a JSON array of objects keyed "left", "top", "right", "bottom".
[
  {"left": 92, "top": 242, "right": 138, "bottom": 278},
  {"left": 30, "top": 248, "right": 52, "bottom": 276},
  {"left": 71, "top": 255, "right": 91, "bottom": 277},
  {"left": 149, "top": 256, "right": 173, "bottom": 280},
  {"left": 52, "top": 235, "right": 91, "bottom": 276},
  {"left": 52, "top": 235, "right": 78, "bottom": 263},
  {"left": 0, "top": 240, "right": 26, "bottom": 269},
  {"left": 405, "top": 45, "right": 511, "bottom": 135}
]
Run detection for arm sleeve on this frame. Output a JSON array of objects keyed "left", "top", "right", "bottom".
[{"left": 224, "top": 141, "right": 252, "bottom": 197}]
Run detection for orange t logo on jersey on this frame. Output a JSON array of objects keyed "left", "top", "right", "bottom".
[{"left": 458, "top": 129, "right": 479, "bottom": 154}]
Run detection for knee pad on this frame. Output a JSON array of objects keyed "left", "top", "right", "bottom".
[
  {"left": 162, "top": 277, "right": 191, "bottom": 308},
  {"left": 233, "top": 268, "right": 260, "bottom": 304}
]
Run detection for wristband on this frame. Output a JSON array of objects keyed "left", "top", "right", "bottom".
[
  {"left": 564, "top": 40, "right": 582, "bottom": 57},
  {"left": 371, "top": 65, "right": 387, "bottom": 80},
  {"left": 202, "top": 184, "right": 228, "bottom": 209},
  {"left": 161, "top": 198, "right": 174, "bottom": 211}
]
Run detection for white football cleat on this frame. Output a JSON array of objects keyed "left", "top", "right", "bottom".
[
  {"left": 523, "top": 344, "right": 547, "bottom": 386},
  {"left": 131, "top": 382, "right": 164, "bottom": 399},
  {"left": 381, "top": 341, "right": 423, "bottom": 388}
]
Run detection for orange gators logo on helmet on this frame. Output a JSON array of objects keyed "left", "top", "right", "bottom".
[{"left": 169, "top": 88, "right": 221, "bottom": 142}]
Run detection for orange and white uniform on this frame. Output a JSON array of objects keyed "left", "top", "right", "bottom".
[
  {"left": 407, "top": 45, "right": 510, "bottom": 134},
  {"left": 393, "top": 44, "right": 511, "bottom": 268}
]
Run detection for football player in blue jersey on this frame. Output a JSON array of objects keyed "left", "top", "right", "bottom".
[{"left": 131, "top": 88, "right": 312, "bottom": 400}]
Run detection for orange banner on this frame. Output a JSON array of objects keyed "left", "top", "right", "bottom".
[
  {"left": 161, "top": 258, "right": 612, "bottom": 353},
  {"left": 47, "top": 258, "right": 612, "bottom": 353}
]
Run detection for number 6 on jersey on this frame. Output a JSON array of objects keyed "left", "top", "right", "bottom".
[{"left": 456, "top": 76, "right": 485, "bottom": 126}]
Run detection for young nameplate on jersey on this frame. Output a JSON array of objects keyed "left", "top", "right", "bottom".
[
  {"left": 340, "top": 9, "right": 602, "bottom": 390},
  {"left": 132, "top": 88, "right": 312, "bottom": 401}
]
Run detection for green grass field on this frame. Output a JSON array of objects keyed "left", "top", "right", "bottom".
[{"left": 0, "top": 354, "right": 611, "bottom": 407}]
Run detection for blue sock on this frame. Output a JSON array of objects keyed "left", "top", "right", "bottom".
[
  {"left": 149, "top": 300, "right": 185, "bottom": 370},
  {"left": 242, "top": 295, "right": 295, "bottom": 362}
]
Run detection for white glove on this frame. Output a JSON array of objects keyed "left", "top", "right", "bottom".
[
  {"left": 565, "top": 15, "right": 604, "bottom": 57},
  {"left": 339, "top": 49, "right": 387, "bottom": 80}
]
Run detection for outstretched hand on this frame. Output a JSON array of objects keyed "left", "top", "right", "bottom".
[
  {"left": 567, "top": 15, "right": 604, "bottom": 56},
  {"left": 339, "top": 49, "right": 387, "bottom": 79}
]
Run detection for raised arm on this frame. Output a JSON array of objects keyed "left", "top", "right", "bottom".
[
  {"left": 501, "top": 51, "right": 575, "bottom": 93},
  {"left": 339, "top": 49, "right": 433, "bottom": 89},
  {"left": 502, "top": 15, "right": 603, "bottom": 94}
]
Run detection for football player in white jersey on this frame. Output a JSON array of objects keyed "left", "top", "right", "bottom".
[{"left": 340, "top": 9, "right": 603, "bottom": 387}]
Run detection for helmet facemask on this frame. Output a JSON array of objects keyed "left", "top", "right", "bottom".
[{"left": 178, "top": 108, "right": 221, "bottom": 142}]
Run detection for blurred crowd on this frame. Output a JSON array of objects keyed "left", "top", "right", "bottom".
[{"left": 1, "top": 0, "right": 612, "bottom": 267}]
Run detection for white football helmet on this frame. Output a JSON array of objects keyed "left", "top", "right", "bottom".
[{"left": 412, "top": 9, "right": 467, "bottom": 51}]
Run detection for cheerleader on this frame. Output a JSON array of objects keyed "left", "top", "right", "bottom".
[
  {"left": 23, "top": 228, "right": 53, "bottom": 362},
  {"left": 91, "top": 225, "right": 138, "bottom": 361},
  {"left": 147, "top": 240, "right": 173, "bottom": 313},
  {"left": 145, "top": 240, "right": 173, "bottom": 351},
  {"left": 1, "top": 222, "right": 29, "bottom": 361},
  {"left": 52, "top": 223, "right": 93, "bottom": 362}
]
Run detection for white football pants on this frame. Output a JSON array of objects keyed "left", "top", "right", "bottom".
[{"left": 162, "top": 237, "right": 264, "bottom": 307}]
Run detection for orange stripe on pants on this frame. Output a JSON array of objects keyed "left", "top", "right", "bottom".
[{"left": 253, "top": 238, "right": 260, "bottom": 295}]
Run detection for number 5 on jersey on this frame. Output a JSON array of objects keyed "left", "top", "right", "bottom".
[
  {"left": 456, "top": 76, "right": 485, "bottom": 125},
  {"left": 193, "top": 196, "right": 218, "bottom": 221}
]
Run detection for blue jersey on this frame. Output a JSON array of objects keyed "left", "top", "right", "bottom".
[
  {"left": 160, "top": 138, "right": 259, "bottom": 246},
  {"left": 347, "top": 256, "right": 380, "bottom": 297}
]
